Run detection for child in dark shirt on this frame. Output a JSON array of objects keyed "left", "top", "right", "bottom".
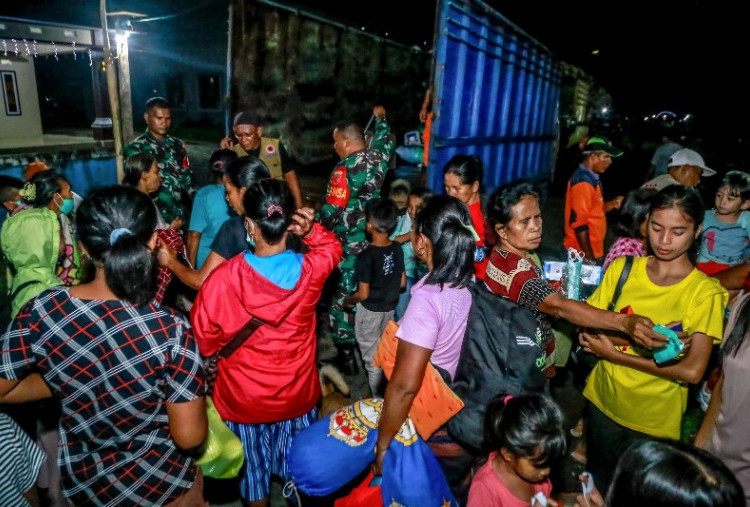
[{"left": 344, "top": 198, "right": 406, "bottom": 395}]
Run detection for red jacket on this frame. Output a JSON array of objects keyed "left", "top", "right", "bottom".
[{"left": 191, "top": 224, "right": 342, "bottom": 423}]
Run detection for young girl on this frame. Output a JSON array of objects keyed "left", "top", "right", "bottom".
[
  {"left": 580, "top": 185, "right": 728, "bottom": 493},
  {"left": 467, "top": 395, "right": 566, "bottom": 507},
  {"left": 602, "top": 188, "right": 656, "bottom": 270},
  {"left": 578, "top": 439, "right": 744, "bottom": 507},
  {"left": 696, "top": 170, "right": 750, "bottom": 275},
  {"left": 695, "top": 290, "right": 750, "bottom": 503}
]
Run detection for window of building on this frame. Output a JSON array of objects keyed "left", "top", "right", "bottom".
[
  {"left": 2, "top": 71, "right": 21, "bottom": 115},
  {"left": 165, "top": 74, "right": 184, "bottom": 108},
  {"left": 198, "top": 74, "right": 221, "bottom": 110}
]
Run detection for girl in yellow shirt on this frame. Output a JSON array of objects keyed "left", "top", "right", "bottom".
[{"left": 579, "top": 185, "right": 727, "bottom": 492}]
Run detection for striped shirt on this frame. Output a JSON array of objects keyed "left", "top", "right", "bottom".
[
  {"left": 0, "top": 414, "right": 46, "bottom": 507},
  {"left": 0, "top": 288, "right": 204, "bottom": 506}
]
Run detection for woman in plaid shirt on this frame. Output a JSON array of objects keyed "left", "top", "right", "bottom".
[{"left": 0, "top": 186, "right": 207, "bottom": 506}]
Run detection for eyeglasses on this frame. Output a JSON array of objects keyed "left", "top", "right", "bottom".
[{"left": 234, "top": 132, "right": 256, "bottom": 139}]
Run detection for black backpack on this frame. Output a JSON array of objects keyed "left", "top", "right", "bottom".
[{"left": 447, "top": 280, "right": 547, "bottom": 451}]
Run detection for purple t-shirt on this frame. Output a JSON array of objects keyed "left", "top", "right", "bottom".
[{"left": 396, "top": 275, "right": 472, "bottom": 378}]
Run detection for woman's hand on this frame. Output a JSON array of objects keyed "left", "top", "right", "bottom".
[
  {"left": 288, "top": 207, "right": 315, "bottom": 238},
  {"left": 579, "top": 331, "right": 616, "bottom": 360},
  {"left": 575, "top": 476, "right": 604, "bottom": 507},
  {"left": 371, "top": 445, "right": 387, "bottom": 476},
  {"left": 169, "top": 216, "right": 183, "bottom": 231},
  {"left": 157, "top": 243, "right": 178, "bottom": 268},
  {"left": 665, "top": 321, "right": 691, "bottom": 352},
  {"left": 622, "top": 314, "right": 668, "bottom": 349}
]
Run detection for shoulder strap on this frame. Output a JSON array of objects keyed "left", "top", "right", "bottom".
[
  {"left": 607, "top": 256, "right": 634, "bottom": 311},
  {"left": 9, "top": 280, "right": 41, "bottom": 302},
  {"left": 217, "top": 316, "right": 264, "bottom": 360}
]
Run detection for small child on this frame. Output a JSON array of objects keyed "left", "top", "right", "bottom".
[
  {"left": 345, "top": 198, "right": 406, "bottom": 395},
  {"left": 603, "top": 188, "right": 656, "bottom": 270},
  {"left": 388, "top": 180, "right": 420, "bottom": 320},
  {"left": 467, "top": 395, "right": 566, "bottom": 507},
  {"left": 697, "top": 170, "right": 750, "bottom": 275}
]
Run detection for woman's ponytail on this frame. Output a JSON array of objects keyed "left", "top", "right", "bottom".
[{"left": 76, "top": 186, "right": 157, "bottom": 305}]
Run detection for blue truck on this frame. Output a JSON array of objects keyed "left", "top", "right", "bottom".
[{"left": 427, "top": 0, "right": 561, "bottom": 194}]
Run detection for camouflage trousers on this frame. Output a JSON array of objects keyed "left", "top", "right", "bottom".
[{"left": 329, "top": 253, "right": 357, "bottom": 346}]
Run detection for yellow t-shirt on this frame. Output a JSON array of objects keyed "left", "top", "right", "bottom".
[{"left": 583, "top": 256, "right": 727, "bottom": 438}]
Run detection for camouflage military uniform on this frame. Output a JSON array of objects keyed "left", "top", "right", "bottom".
[
  {"left": 123, "top": 131, "right": 195, "bottom": 224},
  {"left": 320, "top": 115, "right": 395, "bottom": 345}
]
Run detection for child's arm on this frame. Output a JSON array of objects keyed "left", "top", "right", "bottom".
[
  {"left": 400, "top": 271, "right": 406, "bottom": 290},
  {"left": 393, "top": 232, "right": 411, "bottom": 244},
  {"left": 694, "top": 371, "right": 723, "bottom": 448},
  {"left": 343, "top": 282, "right": 369, "bottom": 309},
  {"left": 579, "top": 330, "right": 714, "bottom": 384}
]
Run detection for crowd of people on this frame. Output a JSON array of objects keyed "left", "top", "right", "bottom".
[{"left": 1, "top": 96, "right": 749, "bottom": 507}]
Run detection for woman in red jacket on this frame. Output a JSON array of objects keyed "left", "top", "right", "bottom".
[{"left": 191, "top": 179, "right": 342, "bottom": 506}]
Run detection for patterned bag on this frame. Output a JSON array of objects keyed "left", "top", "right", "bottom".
[{"left": 203, "top": 316, "right": 264, "bottom": 396}]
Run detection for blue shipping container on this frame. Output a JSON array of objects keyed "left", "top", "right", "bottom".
[{"left": 428, "top": 0, "right": 561, "bottom": 194}]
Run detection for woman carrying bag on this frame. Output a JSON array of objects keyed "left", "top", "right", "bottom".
[{"left": 191, "top": 179, "right": 342, "bottom": 506}]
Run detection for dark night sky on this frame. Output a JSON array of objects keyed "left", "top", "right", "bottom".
[{"left": 2, "top": 0, "right": 745, "bottom": 139}]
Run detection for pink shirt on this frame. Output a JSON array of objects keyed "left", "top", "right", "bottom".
[
  {"left": 396, "top": 274, "right": 472, "bottom": 378},
  {"left": 468, "top": 452, "right": 553, "bottom": 507}
]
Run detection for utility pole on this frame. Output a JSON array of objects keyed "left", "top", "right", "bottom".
[{"left": 99, "top": 0, "right": 124, "bottom": 182}]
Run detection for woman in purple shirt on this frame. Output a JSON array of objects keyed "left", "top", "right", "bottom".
[{"left": 374, "top": 195, "right": 475, "bottom": 473}]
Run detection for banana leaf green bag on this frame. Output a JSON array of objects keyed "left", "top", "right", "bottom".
[
  {"left": 196, "top": 397, "right": 245, "bottom": 479},
  {"left": 196, "top": 316, "right": 264, "bottom": 479}
]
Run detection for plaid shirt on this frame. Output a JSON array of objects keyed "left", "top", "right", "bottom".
[
  {"left": 603, "top": 237, "right": 647, "bottom": 271},
  {"left": 0, "top": 288, "right": 204, "bottom": 506}
]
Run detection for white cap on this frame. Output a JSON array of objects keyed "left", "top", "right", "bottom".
[{"left": 668, "top": 148, "right": 716, "bottom": 176}]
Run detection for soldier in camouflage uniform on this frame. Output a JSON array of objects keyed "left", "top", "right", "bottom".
[
  {"left": 123, "top": 97, "right": 195, "bottom": 225},
  {"left": 320, "top": 105, "right": 395, "bottom": 374}
]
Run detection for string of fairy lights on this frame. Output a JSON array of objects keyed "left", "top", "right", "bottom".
[{"left": 1, "top": 37, "right": 118, "bottom": 67}]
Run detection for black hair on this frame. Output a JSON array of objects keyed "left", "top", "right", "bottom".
[
  {"left": 209, "top": 149, "right": 238, "bottom": 179},
  {"left": 649, "top": 185, "right": 705, "bottom": 230},
  {"left": 145, "top": 96, "right": 170, "bottom": 112},
  {"left": 409, "top": 186, "right": 433, "bottom": 201},
  {"left": 720, "top": 170, "right": 750, "bottom": 201},
  {"left": 24, "top": 170, "right": 67, "bottom": 207},
  {"left": 0, "top": 175, "right": 23, "bottom": 203},
  {"left": 613, "top": 188, "right": 656, "bottom": 238},
  {"left": 722, "top": 293, "right": 750, "bottom": 360},
  {"left": 487, "top": 181, "right": 540, "bottom": 229},
  {"left": 606, "top": 439, "right": 744, "bottom": 507},
  {"left": 443, "top": 154, "right": 483, "bottom": 185},
  {"left": 122, "top": 153, "right": 157, "bottom": 187},
  {"left": 243, "top": 179, "right": 295, "bottom": 245},
  {"left": 483, "top": 394, "right": 567, "bottom": 468},
  {"left": 366, "top": 198, "right": 399, "bottom": 234},
  {"left": 75, "top": 186, "right": 157, "bottom": 305},
  {"left": 413, "top": 195, "right": 475, "bottom": 288},
  {"left": 333, "top": 123, "right": 364, "bottom": 144},
  {"left": 389, "top": 179, "right": 411, "bottom": 199},
  {"left": 225, "top": 156, "right": 271, "bottom": 190}
]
